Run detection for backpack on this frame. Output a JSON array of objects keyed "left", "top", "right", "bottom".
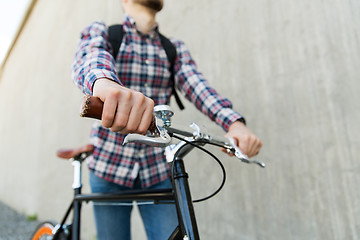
[{"left": 108, "top": 24, "right": 184, "bottom": 110}]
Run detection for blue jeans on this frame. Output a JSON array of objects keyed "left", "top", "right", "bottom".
[{"left": 89, "top": 171, "right": 178, "bottom": 240}]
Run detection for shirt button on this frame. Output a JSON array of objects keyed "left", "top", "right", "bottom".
[
  {"left": 145, "top": 59, "right": 149, "bottom": 65},
  {"left": 144, "top": 83, "right": 149, "bottom": 87}
]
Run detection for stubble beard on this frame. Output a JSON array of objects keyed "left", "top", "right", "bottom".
[{"left": 133, "top": 0, "right": 163, "bottom": 12}]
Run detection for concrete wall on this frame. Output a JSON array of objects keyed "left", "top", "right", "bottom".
[{"left": 0, "top": 0, "right": 359, "bottom": 239}]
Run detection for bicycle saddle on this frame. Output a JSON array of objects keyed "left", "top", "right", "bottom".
[{"left": 57, "top": 144, "right": 95, "bottom": 160}]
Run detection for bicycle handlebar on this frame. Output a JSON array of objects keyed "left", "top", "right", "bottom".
[{"left": 80, "top": 95, "right": 265, "bottom": 168}]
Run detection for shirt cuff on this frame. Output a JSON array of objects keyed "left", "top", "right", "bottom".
[
  {"left": 85, "top": 69, "right": 120, "bottom": 93},
  {"left": 215, "top": 108, "right": 246, "bottom": 132}
]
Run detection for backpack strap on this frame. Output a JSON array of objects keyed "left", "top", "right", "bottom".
[
  {"left": 108, "top": 24, "right": 124, "bottom": 60},
  {"left": 158, "top": 32, "right": 185, "bottom": 110},
  {"left": 108, "top": 24, "right": 185, "bottom": 110}
]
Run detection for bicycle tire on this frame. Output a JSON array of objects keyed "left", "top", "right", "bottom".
[
  {"left": 31, "top": 220, "right": 58, "bottom": 240},
  {"left": 32, "top": 220, "right": 72, "bottom": 240}
]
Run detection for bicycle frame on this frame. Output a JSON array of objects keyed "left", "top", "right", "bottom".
[{"left": 53, "top": 153, "right": 200, "bottom": 240}]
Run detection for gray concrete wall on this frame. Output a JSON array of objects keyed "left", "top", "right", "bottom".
[{"left": 0, "top": 0, "right": 359, "bottom": 239}]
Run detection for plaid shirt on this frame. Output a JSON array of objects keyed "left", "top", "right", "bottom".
[{"left": 72, "top": 15, "right": 244, "bottom": 188}]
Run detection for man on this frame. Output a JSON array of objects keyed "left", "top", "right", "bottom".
[{"left": 72, "top": 0, "right": 263, "bottom": 239}]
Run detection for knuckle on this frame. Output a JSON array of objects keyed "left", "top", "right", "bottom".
[
  {"left": 102, "top": 117, "right": 113, "bottom": 128},
  {"left": 148, "top": 99, "right": 155, "bottom": 108},
  {"left": 123, "top": 91, "right": 133, "bottom": 101},
  {"left": 244, "top": 135, "right": 251, "bottom": 142},
  {"left": 102, "top": 111, "right": 111, "bottom": 120},
  {"left": 110, "top": 127, "right": 118, "bottom": 132},
  {"left": 111, "top": 126, "right": 124, "bottom": 132},
  {"left": 110, "top": 124, "right": 125, "bottom": 132},
  {"left": 135, "top": 92, "right": 146, "bottom": 104},
  {"left": 116, "top": 121, "right": 126, "bottom": 130},
  {"left": 108, "top": 89, "right": 121, "bottom": 99},
  {"left": 102, "top": 122, "right": 111, "bottom": 128},
  {"left": 143, "top": 98, "right": 154, "bottom": 111},
  {"left": 133, "top": 91, "right": 143, "bottom": 98},
  {"left": 111, "top": 117, "right": 127, "bottom": 131},
  {"left": 126, "top": 124, "right": 137, "bottom": 133},
  {"left": 137, "top": 125, "right": 148, "bottom": 134}
]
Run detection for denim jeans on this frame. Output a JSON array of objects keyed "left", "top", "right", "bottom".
[{"left": 89, "top": 171, "right": 178, "bottom": 240}]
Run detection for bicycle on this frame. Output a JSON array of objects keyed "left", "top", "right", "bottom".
[{"left": 31, "top": 96, "right": 265, "bottom": 240}]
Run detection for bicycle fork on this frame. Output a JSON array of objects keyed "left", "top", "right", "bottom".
[{"left": 171, "top": 158, "right": 200, "bottom": 240}]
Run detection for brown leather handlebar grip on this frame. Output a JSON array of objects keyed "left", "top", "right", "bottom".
[
  {"left": 80, "top": 95, "right": 157, "bottom": 133},
  {"left": 80, "top": 95, "right": 103, "bottom": 120}
]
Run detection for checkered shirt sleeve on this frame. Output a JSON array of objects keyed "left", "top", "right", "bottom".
[{"left": 71, "top": 21, "right": 121, "bottom": 95}]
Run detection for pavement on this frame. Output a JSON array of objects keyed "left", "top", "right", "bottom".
[{"left": 0, "top": 201, "right": 40, "bottom": 240}]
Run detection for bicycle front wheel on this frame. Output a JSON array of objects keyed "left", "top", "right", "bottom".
[{"left": 31, "top": 221, "right": 57, "bottom": 240}]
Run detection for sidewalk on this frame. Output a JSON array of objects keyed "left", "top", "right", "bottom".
[{"left": 0, "top": 201, "right": 40, "bottom": 240}]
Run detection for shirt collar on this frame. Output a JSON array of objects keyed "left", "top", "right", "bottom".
[{"left": 123, "top": 14, "right": 159, "bottom": 39}]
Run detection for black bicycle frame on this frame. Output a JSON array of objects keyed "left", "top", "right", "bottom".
[{"left": 53, "top": 158, "right": 200, "bottom": 240}]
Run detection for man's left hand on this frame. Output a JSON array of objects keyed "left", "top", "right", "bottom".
[{"left": 224, "top": 121, "right": 263, "bottom": 158}]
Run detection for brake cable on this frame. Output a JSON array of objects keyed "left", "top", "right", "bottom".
[{"left": 171, "top": 134, "right": 226, "bottom": 203}]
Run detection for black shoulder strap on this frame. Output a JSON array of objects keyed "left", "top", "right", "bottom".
[
  {"left": 108, "top": 24, "right": 124, "bottom": 60},
  {"left": 108, "top": 24, "right": 184, "bottom": 110},
  {"left": 158, "top": 33, "right": 185, "bottom": 110},
  {"left": 158, "top": 33, "right": 176, "bottom": 65}
]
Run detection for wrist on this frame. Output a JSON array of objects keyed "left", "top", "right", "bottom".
[
  {"left": 87, "top": 69, "right": 119, "bottom": 93},
  {"left": 228, "top": 119, "right": 246, "bottom": 132},
  {"left": 92, "top": 78, "right": 115, "bottom": 93}
]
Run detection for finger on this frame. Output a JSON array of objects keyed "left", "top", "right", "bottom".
[
  {"left": 124, "top": 93, "right": 147, "bottom": 134},
  {"left": 247, "top": 137, "right": 263, "bottom": 158},
  {"left": 136, "top": 99, "right": 154, "bottom": 134},
  {"left": 238, "top": 136, "right": 250, "bottom": 156},
  {"left": 253, "top": 139, "right": 263, "bottom": 156},
  {"left": 111, "top": 105, "right": 131, "bottom": 132},
  {"left": 110, "top": 92, "right": 132, "bottom": 132},
  {"left": 102, "top": 95, "right": 119, "bottom": 128},
  {"left": 245, "top": 136, "right": 257, "bottom": 158},
  {"left": 233, "top": 136, "right": 252, "bottom": 157}
]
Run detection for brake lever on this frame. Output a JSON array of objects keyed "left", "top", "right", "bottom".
[
  {"left": 226, "top": 137, "right": 266, "bottom": 168},
  {"left": 123, "top": 105, "right": 174, "bottom": 147},
  {"left": 123, "top": 132, "right": 171, "bottom": 147}
]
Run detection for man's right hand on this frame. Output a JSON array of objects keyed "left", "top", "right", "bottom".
[{"left": 92, "top": 78, "right": 154, "bottom": 134}]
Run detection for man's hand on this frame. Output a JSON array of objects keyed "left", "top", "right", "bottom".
[
  {"left": 93, "top": 78, "right": 154, "bottom": 134},
  {"left": 224, "top": 120, "right": 263, "bottom": 158}
]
